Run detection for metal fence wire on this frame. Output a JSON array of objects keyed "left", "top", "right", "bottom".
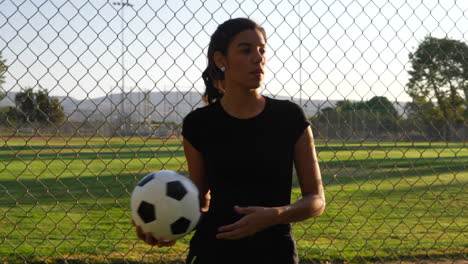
[{"left": 0, "top": 0, "right": 467, "bottom": 263}]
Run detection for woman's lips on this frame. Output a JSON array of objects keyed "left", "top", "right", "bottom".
[{"left": 250, "top": 69, "right": 264, "bottom": 76}]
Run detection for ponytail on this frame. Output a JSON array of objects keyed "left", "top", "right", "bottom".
[{"left": 202, "top": 68, "right": 223, "bottom": 105}]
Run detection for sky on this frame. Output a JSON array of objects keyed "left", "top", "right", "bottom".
[{"left": 0, "top": 0, "right": 467, "bottom": 103}]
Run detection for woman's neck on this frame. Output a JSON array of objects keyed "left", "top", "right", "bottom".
[{"left": 220, "top": 89, "right": 265, "bottom": 119}]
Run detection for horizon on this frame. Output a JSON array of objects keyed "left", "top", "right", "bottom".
[{"left": 0, "top": 88, "right": 411, "bottom": 104}]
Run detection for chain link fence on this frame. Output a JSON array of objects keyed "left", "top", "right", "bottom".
[{"left": 0, "top": 0, "right": 467, "bottom": 263}]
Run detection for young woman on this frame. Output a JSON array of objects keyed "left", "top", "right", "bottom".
[{"left": 134, "top": 17, "right": 325, "bottom": 264}]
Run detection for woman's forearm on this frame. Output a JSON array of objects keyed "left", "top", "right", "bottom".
[{"left": 275, "top": 193, "right": 326, "bottom": 224}]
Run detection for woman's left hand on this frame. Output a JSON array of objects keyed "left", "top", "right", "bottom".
[{"left": 216, "top": 205, "right": 280, "bottom": 240}]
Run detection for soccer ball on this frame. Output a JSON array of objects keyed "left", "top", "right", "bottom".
[{"left": 131, "top": 170, "right": 201, "bottom": 241}]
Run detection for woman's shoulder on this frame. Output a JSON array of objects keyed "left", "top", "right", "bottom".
[
  {"left": 265, "top": 96, "right": 303, "bottom": 113},
  {"left": 183, "top": 101, "right": 218, "bottom": 123}
]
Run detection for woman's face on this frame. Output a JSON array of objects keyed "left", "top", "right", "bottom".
[{"left": 219, "top": 29, "right": 267, "bottom": 90}]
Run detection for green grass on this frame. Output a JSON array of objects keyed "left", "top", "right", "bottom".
[{"left": 0, "top": 136, "right": 466, "bottom": 263}]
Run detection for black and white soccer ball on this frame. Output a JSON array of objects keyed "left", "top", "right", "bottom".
[{"left": 131, "top": 170, "right": 201, "bottom": 241}]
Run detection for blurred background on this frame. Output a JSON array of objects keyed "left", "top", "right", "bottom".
[{"left": 0, "top": 0, "right": 466, "bottom": 263}]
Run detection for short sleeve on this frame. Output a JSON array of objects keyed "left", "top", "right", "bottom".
[
  {"left": 182, "top": 111, "right": 203, "bottom": 152},
  {"left": 289, "top": 102, "right": 310, "bottom": 144}
]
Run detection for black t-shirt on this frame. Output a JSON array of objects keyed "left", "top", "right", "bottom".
[{"left": 182, "top": 95, "right": 309, "bottom": 263}]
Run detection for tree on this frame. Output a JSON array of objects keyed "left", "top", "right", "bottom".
[
  {"left": 0, "top": 52, "right": 7, "bottom": 101},
  {"left": 407, "top": 36, "right": 468, "bottom": 140},
  {"left": 315, "top": 106, "right": 341, "bottom": 139},
  {"left": 14, "top": 87, "right": 64, "bottom": 126},
  {"left": 366, "top": 96, "right": 398, "bottom": 118},
  {"left": 365, "top": 96, "right": 400, "bottom": 133},
  {"left": 314, "top": 96, "right": 399, "bottom": 139},
  {"left": 15, "top": 88, "right": 35, "bottom": 122},
  {"left": 0, "top": 106, "right": 18, "bottom": 126},
  {"left": 36, "top": 88, "right": 64, "bottom": 125}
]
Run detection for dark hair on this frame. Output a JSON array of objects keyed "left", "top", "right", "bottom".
[{"left": 202, "top": 18, "right": 266, "bottom": 104}]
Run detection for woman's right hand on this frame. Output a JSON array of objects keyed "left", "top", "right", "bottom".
[{"left": 132, "top": 219, "right": 177, "bottom": 247}]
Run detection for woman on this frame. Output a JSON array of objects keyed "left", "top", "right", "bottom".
[{"left": 134, "top": 17, "right": 325, "bottom": 264}]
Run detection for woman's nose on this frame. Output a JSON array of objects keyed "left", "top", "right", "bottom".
[{"left": 253, "top": 49, "right": 264, "bottom": 63}]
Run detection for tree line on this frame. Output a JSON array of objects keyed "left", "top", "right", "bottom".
[
  {"left": 312, "top": 96, "right": 401, "bottom": 140},
  {"left": 308, "top": 36, "right": 467, "bottom": 141},
  {"left": 0, "top": 86, "right": 64, "bottom": 130},
  {"left": 0, "top": 36, "right": 467, "bottom": 140}
]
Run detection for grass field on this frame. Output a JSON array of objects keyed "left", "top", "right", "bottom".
[{"left": 0, "top": 136, "right": 466, "bottom": 263}]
